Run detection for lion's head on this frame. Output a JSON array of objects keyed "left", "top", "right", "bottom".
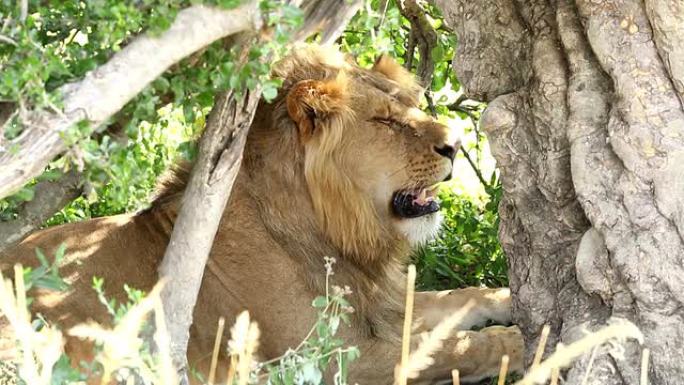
[{"left": 251, "top": 45, "right": 458, "bottom": 262}]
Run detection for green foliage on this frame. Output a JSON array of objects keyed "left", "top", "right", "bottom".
[
  {"left": 261, "top": 257, "right": 359, "bottom": 385},
  {"left": 92, "top": 276, "right": 146, "bottom": 322},
  {"left": 22, "top": 243, "right": 69, "bottom": 293},
  {"left": 45, "top": 106, "right": 202, "bottom": 225},
  {"left": 413, "top": 179, "right": 506, "bottom": 291},
  {"left": 0, "top": 0, "right": 300, "bottom": 223}
]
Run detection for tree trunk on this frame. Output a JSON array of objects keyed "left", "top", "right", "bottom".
[{"left": 436, "top": 1, "right": 684, "bottom": 384}]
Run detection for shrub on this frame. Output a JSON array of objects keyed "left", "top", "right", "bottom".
[{"left": 412, "top": 180, "right": 506, "bottom": 291}]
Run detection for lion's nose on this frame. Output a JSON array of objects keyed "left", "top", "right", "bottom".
[{"left": 434, "top": 144, "right": 456, "bottom": 160}]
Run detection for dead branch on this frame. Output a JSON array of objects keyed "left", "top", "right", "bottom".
[
  {"left": 0, "top": 170, "right": 81, "bottom": 254},
  {"left": 397, "top": 0, "right": 438, "bottom": 87},
  {"left": 158, "top": 86, "right": 261, "bottom": 382}
]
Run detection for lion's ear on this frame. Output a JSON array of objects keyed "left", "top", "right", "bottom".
[
  {"left": 286, "top": 75, "right": 348, "bottom": 141},
  {"left": 372, "top": 55, "right": 415, "bottom": 87},
  {"left": 372, "top": 54, "right": 423, "bottom": 105}
]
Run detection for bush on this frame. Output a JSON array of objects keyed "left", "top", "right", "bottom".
[{"left": 412, "top": 180, "right": 507, "bottom": 291}]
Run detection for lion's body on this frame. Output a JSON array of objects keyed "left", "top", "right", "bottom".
[{"left": 0, "top": 45, "right": 523, "bottom": 384}]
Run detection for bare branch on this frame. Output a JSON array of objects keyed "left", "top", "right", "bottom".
[
  {"left": 158, "top": 86, "right": 261, "bottom": 380},
  {"left": 397, "top": 0, "right": 438, "bottom": 87},
  {"left": 296, "top": 0, "right": 362, "bottom": 43},
  {"left": 0, "top": 3, "right": 261, "bottom": 201},
  {"left": 0, "top": 170, "right": 81, "bottom": 253},
  {"left": 0, "top": 102, "right": 15, "bottom": 139}
]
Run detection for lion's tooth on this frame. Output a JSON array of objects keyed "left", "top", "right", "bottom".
[{"left": 419, "top": 189, "right": 427, "bottom": 201}]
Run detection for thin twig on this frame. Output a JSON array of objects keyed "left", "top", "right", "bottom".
[
  {"left": 0, "top": 33, "right": 17, "bottom": 45},
  {"left": 531, "top": 325, "right": 551, "bottom": 370},
  {"left": 550, "top": 367, "right": 560, "bottom": 385},
  {"left": 19, "top": 0, "right": 28, "bottom": 22},
  {"left": 580, "top": 346, "right": 598, "bottom": 385},
  {"left": 425, "top": 91, "right": 437, "bottom": 117},
  {"left": 377, "top": 0, "right": 390, "bottom": 33},
  {"left": 459, "top": 146, "right": 490, "bottom": 189}
]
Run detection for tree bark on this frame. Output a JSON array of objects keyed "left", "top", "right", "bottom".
[
  {"left": 0, "top": 170, "right": 81, "bottom": 254},
  {"left": 158, "top": 87, "right": 261, "bottom": 383},
  {"left": 436, "top": 0, "right": 684, "bottom": 384}
]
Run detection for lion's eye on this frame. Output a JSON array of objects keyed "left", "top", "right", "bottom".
[{"left": 373, "top": 118, "right": 394, "bottom": 126}]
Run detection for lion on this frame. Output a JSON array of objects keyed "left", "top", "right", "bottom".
[{"left": 0, "top": 45, "right": 523, "bottom": 384}]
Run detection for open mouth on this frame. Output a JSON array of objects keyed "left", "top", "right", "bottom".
[{"left": 392, "top": 186, "right": 441, "bottom": 218}]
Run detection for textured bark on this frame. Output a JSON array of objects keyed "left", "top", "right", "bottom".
[
  {"left": 437, "top": 0, "right": 684, "bottom": 384},
  {"left": 158, "top": 88, "right": 261, "bottom": 383},
  {"left": 396, "top": 0, "right": 438, "bottom": 87},
  {"left": 0, "top": 170, "right": 81, "bottom": 254}
]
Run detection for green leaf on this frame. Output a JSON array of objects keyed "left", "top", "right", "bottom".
[
  {"left": 262, "top": 86, "right": 278, "bottom": 101},
  {"left": 312, "top": 296, "right": 327, "bottom": 308},
  {"left": 14, "top": 186, "right": 35, "bottom": 202}
]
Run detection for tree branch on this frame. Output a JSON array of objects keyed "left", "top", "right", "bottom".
[
  {"left": 459, "top": 146, "right": 489, "bottom": 189},
  {"left": 397, "top": 0, "right": 438, "bottom": 87},
  {"left": 0, "top": 102, "right": 15, "bottom": 140},
  {"left": 158, "top": 86, "right": 261, "bottom": 382},
  {"left": 0, "top": 3, "right": 261, "bottom": 201},
  {"left": 0, "top": 170, "right": 81, "bottom": 254}
]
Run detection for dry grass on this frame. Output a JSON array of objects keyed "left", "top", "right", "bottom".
[
  {"left": 397, "top": 264, "right": 417, "bottom": 385},
  {"left": 207, "top": 317, "right": 226, "bottom": 385},
  {"left": 69, "top": 280, "right": 176, "bottom": 384},
  {"left": 451, "top": 369, "right": 459, "bottom": 385},
  {"left": 0, "top": 264, "right": 64, "bottom": 385},
  {"left": 225, "top": 311, "right": 259, "bottom": 385},
  {"left": 496, "top": 355, "right": 509, "bottom": 385},
  {"left": 514, "top": 319, "right": 644, "bottom": 385},
  {"left": 391, "top": 266, "right": 647, "bottom": 385},
  {"left": 640, "top": 348, "right": 650, "bottom": 385},
  {"left": 395, "top": 263, "right": 476, "bottom": 384},
  {"left": 1, "top": 258, "right": 651, "bottom": 385},
  {"left": 530, "top": 325, "right": 550, "bottom": 371}
]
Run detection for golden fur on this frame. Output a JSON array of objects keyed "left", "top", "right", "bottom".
[{"left": 0, "top": 45, "right": 523, "bottom": 384}]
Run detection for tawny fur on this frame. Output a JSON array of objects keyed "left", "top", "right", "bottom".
[{"left": 0, "top": 44, "right": 523, "bottom": 384}]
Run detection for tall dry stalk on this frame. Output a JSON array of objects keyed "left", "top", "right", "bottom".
[
  {"left": 0, "top": 264, "right": 64, "bottom": 385},
  {"left": 451, "top": 369, "right": 459, "bottom": 385},
  {"left": 396, "top": 264, "right": 417, "bottom": 385},
  {"left": 641, "top": 348, "right": 650, "bottom": 385},
  {"left": 515, "top": 319, "right": 643, "bottom": 385},
  {"left": 208, "top": 317, "right": 226, "bottom": 385},
  {"left": 497, "top": 355, "right": 509, "bottom": 385},
  {"left": 397, "top": 300, "right": 475, "bottom": 382},
  {"left": 531, "top": 325, "right": 550, "bottom": 370},
  {"left": 549, "top": 367, "right": 560, "bottom": 385}
]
